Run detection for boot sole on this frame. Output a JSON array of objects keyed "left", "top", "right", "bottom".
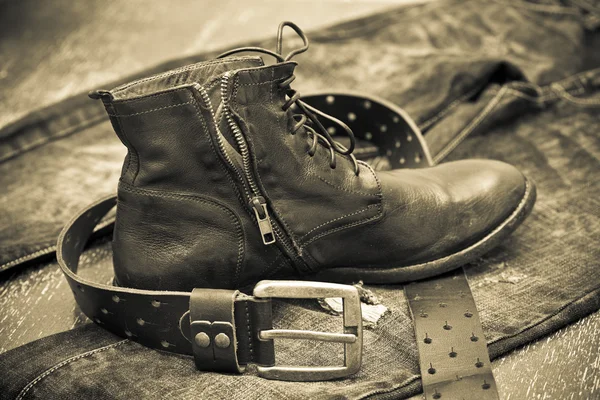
[{"left": 312, "top": 177, "right": 537, "bottom": 284}]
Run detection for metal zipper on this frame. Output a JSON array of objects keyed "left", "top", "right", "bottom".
[
  {"left": 196, "top": 84, "right": 251, "bottom": 201},
  {"left": 219, "top": 73, "right": 276, "bottom": 245}
]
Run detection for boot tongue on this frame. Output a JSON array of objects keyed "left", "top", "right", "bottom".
[{"left": 110, "top": 56, "right": 264, "bottom": 100}]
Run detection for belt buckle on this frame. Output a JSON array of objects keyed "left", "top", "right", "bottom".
[{"left": 253, "top": 280, "right": 363, "bottom": 381}]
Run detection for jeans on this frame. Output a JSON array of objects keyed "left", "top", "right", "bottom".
[{"left": 1, "top": 0, "right": 599, "bottom": 399}]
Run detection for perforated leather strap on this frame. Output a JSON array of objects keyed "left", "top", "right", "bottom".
[
  {"left": 405, "top": 269, "right": 499, "bottom": 400},
  {"left": 56, "top": 195, "right": 275, "bottom": 373}
]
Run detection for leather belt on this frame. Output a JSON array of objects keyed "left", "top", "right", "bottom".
[
  {"left": 405, "top": 269, "right": 499, "bottom": 399},
  {"left": 56, "top": 194, "right": 363, "bottom": 381}
]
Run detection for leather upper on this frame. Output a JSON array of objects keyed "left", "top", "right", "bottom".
[{"left": 102, "top": 57, "right": 528, "bottom": 291}]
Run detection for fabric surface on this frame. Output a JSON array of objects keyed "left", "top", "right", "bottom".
[{"left": 1, "top": 0, "right": 600, "bottom": 399}]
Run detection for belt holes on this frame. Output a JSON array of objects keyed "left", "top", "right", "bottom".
[
  {"left": 443, "top": 321, "right": 452, "bottom": 330},
  {"left": 427, "top": 362, "right": 436, "bottom": 375},
  {"left": 136, "top": 318, "right": 145, "bottom": 326},
  {"left": 449, "top": 347, "right": 457, "bottom": 358},
  {"left": 151, "top": 300, "right": 161, "bottom": 308}
]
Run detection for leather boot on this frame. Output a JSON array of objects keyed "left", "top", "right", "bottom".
[{"left": 93, "top": 22, "right": 536, "bottom": 291}]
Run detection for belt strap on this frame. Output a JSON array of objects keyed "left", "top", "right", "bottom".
[
  {"left": 405, "top": 269, "right": 499, "bottom": 400},
  {"left": 56, "top": 194, "right": 362, "bottom": 380},
  {"left": 57, "top": 195, "right": 275, "bottom": 373}
]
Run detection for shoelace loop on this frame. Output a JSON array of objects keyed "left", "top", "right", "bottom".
[{"left": 217, "top": 21, "right": 359, "bottom": 176}]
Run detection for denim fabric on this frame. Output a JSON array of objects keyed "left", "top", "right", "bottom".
[{"left": 1, "top": 0, "right": 600, "bottom": 399}]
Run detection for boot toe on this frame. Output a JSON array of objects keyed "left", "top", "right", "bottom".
[{"left": 435, "top": 159, "right": 528, "bottom": 254}]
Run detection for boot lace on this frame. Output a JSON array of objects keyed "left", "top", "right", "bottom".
[{"left": 217, "top": 21, "right": 359, "bottom": 176}]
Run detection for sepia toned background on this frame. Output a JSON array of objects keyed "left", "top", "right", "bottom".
[{"left": 1, "top": 1, "right": 599, "bottom": 399}]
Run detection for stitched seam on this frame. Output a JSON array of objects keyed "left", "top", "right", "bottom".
[
  {"left": 111, "top": 110, "right": 139, "bottom": 184},
  {"left": 301, "top": 203, "right": 383, "bottom": 249},
  {"left": 258, "top": 252, "right": 285, "bottom": 277},
  {"left": 310, "top": 170, "right": 380, "bottom": 197},
  {"left": 434, "top": 86, "right": 508, "bottom": 163},
  {"left": 112, "top": 57, "right": 262, "bottom": 92},
  {"left": 190, "top": 91, "right": 248, "bottom": 284},
  {"left": 0, "top": 246, "right": 56, "bottom": 272},
  {"left": 245, "top": 303, "right": 253, "bottom": 362},
  {"left": 201, "top": 84, "right": 250, "bottom": 201},
  {"left": 265, "top": 256, "right": 294, "bottom": 278},
  {"left": 231, "top": 74, "right": 301, "bottom": 251},
  {"left": 16, "top": 340, "right": 128, "bottom": 400},
  {"left": 299, "top": 204, "right": 380, "bottom": 243},
  {"left": 111, "top": 86, "right": 196, "bottom": 105},
  {"left": 108, "top": 101, "right": 193, "bottom": 117},
  {"left": 300, "top": 161, "right": 383, "bottom": 249},
  {"left": 120, "top": 182, "right": 244, "bottom": 286}
]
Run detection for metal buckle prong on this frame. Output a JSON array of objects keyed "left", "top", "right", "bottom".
[{"left": 253, "top": 280, "right": 363, "bottom": 381}]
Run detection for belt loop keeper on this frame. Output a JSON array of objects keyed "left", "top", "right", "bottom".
[{"left": 189, "top": 288, "right": 244, "bottom": 373}]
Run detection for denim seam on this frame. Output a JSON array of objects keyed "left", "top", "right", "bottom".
[
  {"left": 488, "top": 285, "right": 600, "bottom": 347},
  {"left": 419, "top": 84, "right": 486, "bottom": 131},
  {"left": 0, "top": 218, "right": 114, "bottom": 273},
  {"left": 551, "top": 83, "right": 600, "bottom": 106},
  {"left": 491, "top": 0, "right": 581, "bottom": 15},
  {"left": 434, "top": 86, "right": 508, "bottom": 163},
  {"left": 15, "top": 340, "right": 129, "bottom": 400},
  {"left": 0, "top": 114, "right": 106, "bottom": 164}
]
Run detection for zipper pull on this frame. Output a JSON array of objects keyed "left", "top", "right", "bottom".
[{"left": 250, "top": 196, "right": 276, "bottom": 245}]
